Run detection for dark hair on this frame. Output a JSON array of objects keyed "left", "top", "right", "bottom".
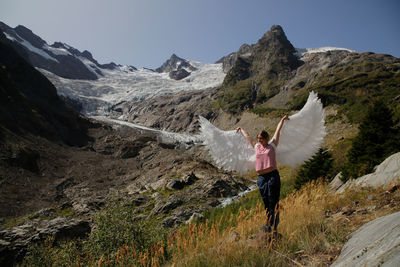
[{"left": 258, "top": 130, "right": 269, "bottom": 140}]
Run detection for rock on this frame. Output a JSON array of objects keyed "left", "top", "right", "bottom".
[
  {"left": 216, "top": 44, "right": 252, "bottom": 73},
  {"left": 226, "top": 231, "right": 241, "bottom": 242},
  {"left": 336, "top": 152, "right": 400, "bottom": 194},
  {"left": 166, "top": 173, "right": 198, "bottom": 190},
  {"left": 71, "top": 197, "right": 105, "bottom": 215},
  {"left": 150, "top": 197, "right": 183, "bottom": 216},
  {"left": 162, "top": 216, "right": 182, "bottom": 228},
  {"left": 329, "top": 172, "right": 344, "bottom": 192},
  {"left": 163, "top": 207, "right": 203, "bottom": 228},
  {"left": 169, "top": 69, "right": 190, "bottom": 80},
  {"left": 155, "top": 54, "right": 197, "bottom": 73},
  {"left": 332, "top": 211, "right": 400, "bottom": 267},
  {"left": 114, "top": 142, "right": 143, "bottom": 158},
  {"left": 167, "top": 179, "right": 184, "bottom": 190},
  {"left": 186, "top": 212, "right": 204, "bottom": 224},
  {"left": 204, "top": 177, "right": 247, "bottom": 198},
  {"left": 130, "top": 195, "right": 150, "bottom": 206},
  {"left": 0, "top": 217, "right": 90, "bottom": 265},
  {"left": 341, "top": 208, "right": 355, "bottom": 216},
  {"left": 386, "top": 183, "right": 399, "bottom": 193}
]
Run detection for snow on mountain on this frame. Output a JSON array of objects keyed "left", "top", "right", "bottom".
[
  {"left": 40, "top": 60, "right": 225, "bottom": 116},
  {"left": 3, "top": 31, "right": 59, "bottom": 62},
  {"left": 295, "top": 47, "right": 355, "bottom": 58}
]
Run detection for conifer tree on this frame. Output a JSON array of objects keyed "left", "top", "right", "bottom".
[
  {"left": 342, "top": 100, "right": 400, "bottom": 180},
  {"left": 294, "top": 148, "right": 333, "bottom": 190}
]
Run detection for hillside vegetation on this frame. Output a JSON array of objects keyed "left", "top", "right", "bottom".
[
  {"left": 214, "top": 26, "right": 400, "bottom": 125},
  {"left": 22, "top": 175, "right": 400, "bottom": 266}
]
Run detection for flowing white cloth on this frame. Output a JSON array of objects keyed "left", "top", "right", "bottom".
[{"left": 198, "top": 91, "right": 326, "bottom": 174}]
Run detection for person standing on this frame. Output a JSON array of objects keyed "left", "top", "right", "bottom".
[{"left": 236, "top": 115, "right": 289, "bottom": 234}]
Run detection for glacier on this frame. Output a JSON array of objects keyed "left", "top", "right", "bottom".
[{"left": 40, "top": 60, "right": 226, "bottom": 116}]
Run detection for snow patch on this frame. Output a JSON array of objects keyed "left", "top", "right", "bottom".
[
  {"left": 4, "top": 32, "right": 59, "bottom": 62},
  {"left": 295, "top": 46, "right": 355, "bottom": 58},
  {"left": 43, "top": 44, "right": 72, "bottom": 56}
]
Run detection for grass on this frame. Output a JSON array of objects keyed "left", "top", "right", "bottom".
[{"left": 20, "top": 174, "right": 400, "bottom": 266}]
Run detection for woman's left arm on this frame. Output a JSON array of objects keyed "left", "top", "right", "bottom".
[{"left": 271, "top": 115, "right": 289, "bottom": 146}]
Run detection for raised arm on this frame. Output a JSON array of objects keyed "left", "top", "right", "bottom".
[
  {"left": 271, "top": 115, "right": 289, "bottom": 147},
  {"left": 236, "top": 127, "right": 256, "bottom": 148}
]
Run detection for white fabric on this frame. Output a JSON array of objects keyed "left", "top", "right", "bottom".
[{"left": 198, "top": 91, "right": 326, "bottom": 174}]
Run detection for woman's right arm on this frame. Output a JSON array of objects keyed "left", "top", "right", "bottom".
[{"left": 236, "top": 127, "right": 256, "bottom": 147}]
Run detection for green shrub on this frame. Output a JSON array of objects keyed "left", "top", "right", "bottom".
[
  {"left": 22, "top": 200, "right": 167, "bottom": 266},
  {"left": 86, "top": 201, "right": 165, "bottom": 257},
  {"left": 294, "top": 148, "right": 334, "bottom": 190}
]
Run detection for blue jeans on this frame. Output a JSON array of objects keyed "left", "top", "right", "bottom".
[{"left": 257, "top": 170, "right": 281, "bottom": 231}]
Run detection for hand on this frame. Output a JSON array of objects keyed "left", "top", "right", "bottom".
[
  {"left": 236, "top": 127, "right": 242, "bottom": 133},
  {"left": 281, "top": 115, "right": 289, "bottom": 121}
]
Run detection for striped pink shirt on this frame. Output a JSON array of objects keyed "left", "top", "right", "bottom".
[{"left": 254, "top": 142, "right": 277, "bottom": 171}]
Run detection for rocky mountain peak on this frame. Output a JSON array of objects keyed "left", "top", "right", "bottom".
[
  {"left": 156, "top": 53, "right": 197, "bottom": 73},
  {"left": 14, "top": 25, "right": 47, "bottom": 48},
  {"left": 252, "top": 24, "right": 301, "bottom": 70},
  {"left": 156, "top": 53, "right": 198, "bottom": 80},
  {"left": 222, "top": 25, "right": 302, "bottom": 88}
]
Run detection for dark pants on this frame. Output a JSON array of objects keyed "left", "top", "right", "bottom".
[{"left": 257, "top": 170, "right": 281, "bottom": 231}]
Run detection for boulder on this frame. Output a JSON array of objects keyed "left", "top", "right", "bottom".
[
  {"left": 332, "top": 211, "right": 400, "bottom": 267},
  {"left": 336, "top": 152, "right": 400, "bottom": 193}
]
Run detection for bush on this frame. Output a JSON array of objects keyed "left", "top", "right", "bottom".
[
  {"left": 294, "top": 148, "right": 334, "bottom": 190},
  {"left": 86, "top": 201, "right": 166, "bottom": 258},
  {"left": 22, "top": 200, "right": 167, "bottom": 266}
]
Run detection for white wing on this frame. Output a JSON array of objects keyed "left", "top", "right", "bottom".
[
  {"left": 276, "top": 91, "right": 326, "bottom": 167},
  {"left": 198, "top": 116, "right": 255, "bottom": 174},
  {"left": 198, "top": 91, "right": 326, "bottom": 173}
]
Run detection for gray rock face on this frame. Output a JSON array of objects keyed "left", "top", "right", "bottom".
[
  {"left": 331, "top": 211, "right": 400, "bottom": 267},
  {"left": 155, "top": 54, "right": 197, "bottom": 80},
  {"left": 0, "top": 217, "right": 90, "bottom": 265},
  {"left": 336, "top": 152, "right": 400, "bottom": 193},
  {"left": 329, "top": 172, "right": 344, "bottom": 192},
  {"left": 216, "top": 44, "right": 252, "bottom": 73}
]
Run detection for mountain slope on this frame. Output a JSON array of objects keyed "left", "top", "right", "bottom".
[
  {"left": 214, "top": 25, "right": 400, "bottom": 123},
  {"left": 0, "top": 21, "right": 132, "bottom": 80},
  {"left": 0, "top": 34, "right": 89, "bottom": 146}
]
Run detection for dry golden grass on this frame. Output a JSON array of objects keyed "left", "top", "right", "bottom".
[{"left": 89, "top": 179, "right": 400, "bottom": 267}]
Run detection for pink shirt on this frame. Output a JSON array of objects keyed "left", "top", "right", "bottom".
[{"left": 254, "top": 142, "right": 277, "bottom": 171}]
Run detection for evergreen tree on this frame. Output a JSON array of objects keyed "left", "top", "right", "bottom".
[
  {"left": 294, "top": 148, "right": 333, "bottom": 190},
  {"left": 342, "top": 100, "right": 400, "bottom": 181}
]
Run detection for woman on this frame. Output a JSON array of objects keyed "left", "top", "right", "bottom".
[{"left": 236, "top": 115, "right": 289, "bottom": 233}]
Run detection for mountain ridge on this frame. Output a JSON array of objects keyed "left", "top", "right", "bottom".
[{"left": 0, "top": 21, "right": 137, "bottom": 80}]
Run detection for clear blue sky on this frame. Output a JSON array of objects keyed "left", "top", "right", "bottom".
[{"left": 1, "top": 0, "right": 399, "bottom": 69}]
